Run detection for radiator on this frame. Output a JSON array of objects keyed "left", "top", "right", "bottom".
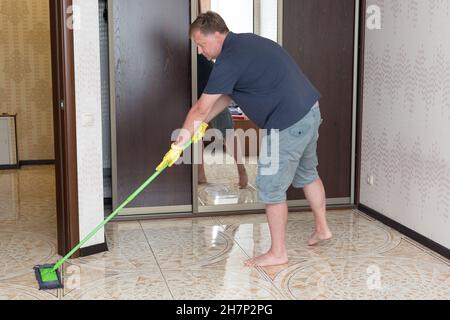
[{"left": 0, "top": 115, "right": 18, "bottom": 166}]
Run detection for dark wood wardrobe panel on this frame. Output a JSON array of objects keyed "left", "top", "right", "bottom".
[
  {"left": 283, "top": 0, "right": 355, "bottom": 200},
  {"left": 112, "top": 0, "right": 192, "bottom": 208}
]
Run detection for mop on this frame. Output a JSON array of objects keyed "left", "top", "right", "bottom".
[{"left": 34, "top": 123, "right": 209, "bottom": 290}]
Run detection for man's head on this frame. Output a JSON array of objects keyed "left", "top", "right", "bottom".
[{"left": 190, "top": 11, "right": 229, "bottom": 61}]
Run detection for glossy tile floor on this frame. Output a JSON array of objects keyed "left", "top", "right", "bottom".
[
  {"left": 0, "top": 166, "right": 449, "bottom": 300},
  {"left": 198, "top": 152, "right": 259, "bottom": 206}
]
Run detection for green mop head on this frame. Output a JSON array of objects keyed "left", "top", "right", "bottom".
[{"left": 33, "top": 264, "right": 63, "bottom": 290}]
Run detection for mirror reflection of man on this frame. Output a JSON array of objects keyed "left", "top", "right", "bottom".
[
  {"left": 174, "top": 12, "right": 332, "bottom": 267},
  {"left": 197, "top": 54, "right": 248, "bottom": 189}
]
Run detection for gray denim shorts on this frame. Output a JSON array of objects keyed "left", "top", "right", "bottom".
[{"left": 256, "top": 102, "right": 322, "bottom": 204}]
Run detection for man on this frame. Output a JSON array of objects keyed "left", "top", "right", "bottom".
[{"left": 173, "top": 11, "right": 332, "bottom": 267}]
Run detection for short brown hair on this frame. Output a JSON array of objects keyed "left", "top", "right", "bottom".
[{"left": 189, "top": 11, "right": 229, "bottom": 37}]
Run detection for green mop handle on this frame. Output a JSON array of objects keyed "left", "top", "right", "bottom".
[{"left": 52, "top": 123, "right": 208, "bottom": 272}]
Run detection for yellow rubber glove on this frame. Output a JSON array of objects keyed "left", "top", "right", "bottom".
[
  {"left": 156, "top": 144, "right": 184, "bottom": 171},
  {"left": 156, "top": 122, "right": 209, "bottom": 171},
  {"left": 192, "top": 123, "right": 209, "bottom": 143}
]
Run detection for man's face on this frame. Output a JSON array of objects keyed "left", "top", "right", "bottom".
[{"left": 192, "top": 30, "right": 223, "bottom": 61}]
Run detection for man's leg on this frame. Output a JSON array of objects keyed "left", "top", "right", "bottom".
[
  {"left": 245, "top": 202, "right": 289, "bottom": 267},
  {"left": 246, "top": 123, "right": 295, "bottom": 268},
  {"left": 303, "top": 178, "right": 332, "bottom": 246},
  {"left": 198, "top": 143, "right": 207, "bottom": 185},
  {"left": 294, "top": 105, "right": 332, "bottom": 246},
  {"left": 224, "top": 135, "right": 248, "bottom": 189},
  {"left": 236, "top": 163, "right": 248, "bottom": 189}
]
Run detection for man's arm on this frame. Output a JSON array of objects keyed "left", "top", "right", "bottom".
[
  {"left": 175, "top": 93, "right": 230, "bottom": 147},
  {"left": 205, "top": 94, "right": 232, "bottom": 123}
]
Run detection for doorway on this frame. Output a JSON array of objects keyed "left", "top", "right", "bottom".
[
  {"left": 0, "top": 0, "right": 80, "bottom": 280},
  {"left": 48, "top": 0, "right": 80, "bottom": 256}
]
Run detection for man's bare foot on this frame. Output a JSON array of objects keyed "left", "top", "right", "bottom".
[
  {"left": 244, "top": 251, "right": 288, "bottom": 267},
  {"left": 308, "top": 229, "right": 333, "bottom": 246},
  {"left": 198, "top": 178, "right": 208, "bottom": 185}
]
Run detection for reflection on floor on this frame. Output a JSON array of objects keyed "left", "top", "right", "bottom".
[
  {"left": 1, "top": 166, "right": 449, "bottom": 300},
  {"left": 0, "top": 165, "right": 59, "bottom": 299},
  {"left": 199, "top": 151, "right": 259, "bottom": 206}
]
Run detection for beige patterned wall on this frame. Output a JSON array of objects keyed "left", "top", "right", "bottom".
[
  {"left": 0, "top": 0, "right": 54, "bottom": 161},
  {"left": 361, "top": 0, "right": 450, "bottom": 248}
]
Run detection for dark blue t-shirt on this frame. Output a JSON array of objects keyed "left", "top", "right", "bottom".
[{"left": 204, "top": 32, "right": 321, "bottom": 131}]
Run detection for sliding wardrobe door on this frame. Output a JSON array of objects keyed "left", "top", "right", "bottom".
[
  {"left": 283, "top": 0, "right": 356, "bottom": 203},
  {"left": 110, "top": 0, "right": 192, "bottom": 215}
]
